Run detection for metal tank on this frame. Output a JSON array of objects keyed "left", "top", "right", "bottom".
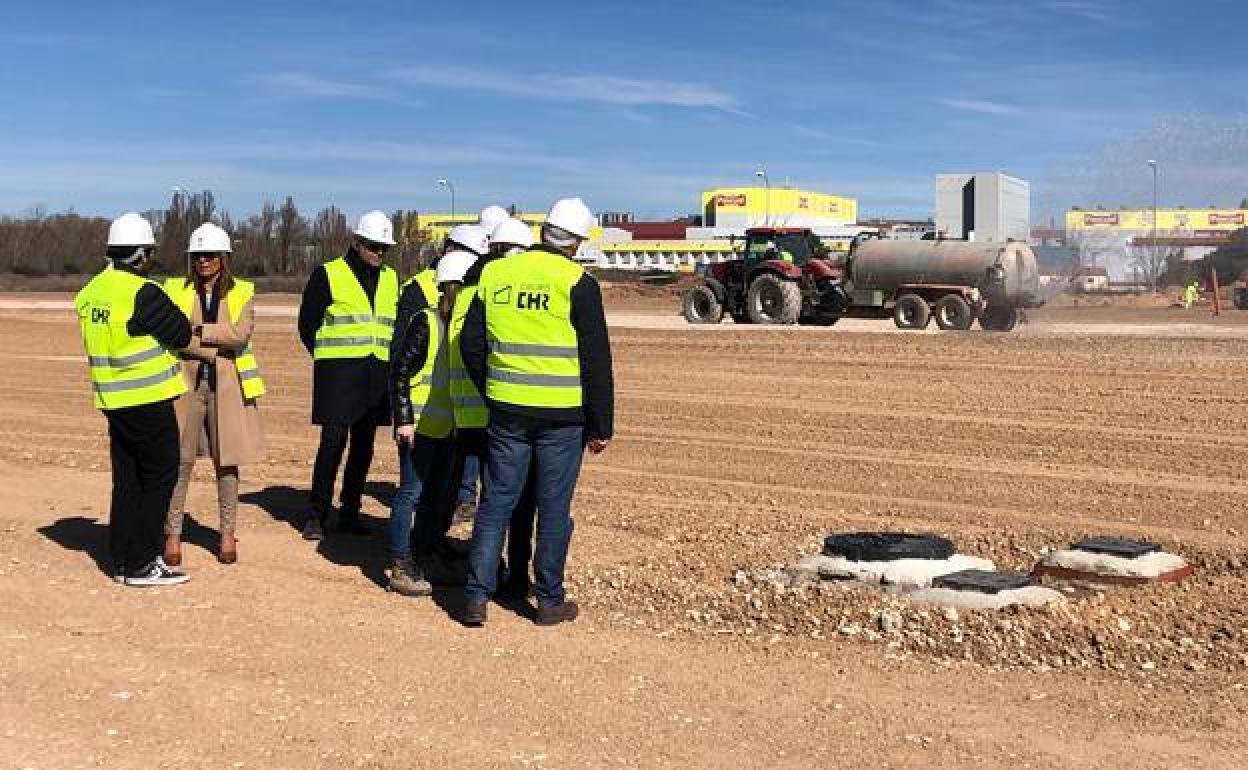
[{"left": 848, "top": 239, "right": 1042, "bottom": 307}]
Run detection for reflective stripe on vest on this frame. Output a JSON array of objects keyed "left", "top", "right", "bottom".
[
  {"left": 447, "top": 288, "right": 488, "bottom": 429},
  {"left": 76, "top": 266, "right": 187, "bottom": 410},
  {"left": 162, "top": 276, "right": 267, "bottom": 400},
  {"left": 406, "top": 308, "right": 453, "bottom": 439},
  {"left": 476, "top": 249, "right": 584, "bottom": 409},
  {"left": 313, "top": 258, "right": 399, "bottom": 362}
]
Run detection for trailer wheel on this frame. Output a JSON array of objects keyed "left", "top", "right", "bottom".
[
  {"left": 978, "top": 305, "right": 1019, "bottom": 332},
  {"left": 747, "top": 274, "right": 801, "bottom": 325},
  {"left": 934, "top": 294, "right": 974, "bottom": 331},
  {"left": 682, "top": 285, "right": 724, "bottom": 324},
  {"left": 893, "top": 293, "right": 930, "bottom": 330}
]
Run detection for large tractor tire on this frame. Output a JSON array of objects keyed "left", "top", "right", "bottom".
[
  {"left": 933, "top": 294, "right": 974, "bottom": 331},
  {"left": 746, "top": 273, "right": 801, "bottom": 325},
  {"left": 893, "top": 293, "right": 930, "bottom": 330},
  {"left": 682, "top": 284, "right": 724, "bottom": 324},
  {"left": 978, "top": 305, "right": 1019, "bottom": 332}
]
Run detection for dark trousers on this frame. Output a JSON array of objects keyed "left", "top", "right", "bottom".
[
  {"left": 391, "top": 436, "right": 454, "bottom": 559},
  {"left": 310, "top": 418, "right": 378, "bottom": 520},
  {"left": 105, "top": 400, "right": 180, "bottom": 572},
  {"left": 450, "top": 428, "right": 536, "bottom": 586},
  {"left": 466, "top": 413, "right": 583, "bottom": 606}
]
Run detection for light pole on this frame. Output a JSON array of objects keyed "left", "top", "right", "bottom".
[
  {"left": 754, "top": 169, "right": 770, "bottom": 227},
  {"left": 436, "top": 178, "right": 456, "bottom": 220},
  {"left": 1147, "top": 160, "right": 1158, "bottom": 288}
]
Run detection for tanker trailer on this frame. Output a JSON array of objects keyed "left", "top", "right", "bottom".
[{"left": 842, "top": 239, "right": 1042, "bottom": 331}]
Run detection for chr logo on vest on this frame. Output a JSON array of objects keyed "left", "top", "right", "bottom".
[
  {"left": 516, "top": 291, "right": 550, "bottom": 311},
  {"left": 91, "top": 308, "right": 110, "bottom": 324}
]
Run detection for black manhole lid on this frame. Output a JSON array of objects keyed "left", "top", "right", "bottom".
[
  {"left": 1071, "top": 537, "right": 1160, "bottom": 559},
  {"left": 822, "top": 532, "right": 955, "bottom": 562},
  {"left": 933, "top": 570, "right": 1034, "bottom": 594}
]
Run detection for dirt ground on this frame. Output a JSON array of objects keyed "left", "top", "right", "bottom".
[{"left": 1, "top": 290, "right": 1246, "bottom": 769}]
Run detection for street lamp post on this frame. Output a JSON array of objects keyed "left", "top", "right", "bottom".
[
  {"left": 1147, "top": 160, "right": 1158, "bottom": 288},
  {"left": 754, "top": 169, "right": 770, "bottom": 227},
  {"left": 437, "top": 178, "right": 456, "bottom": 220}
]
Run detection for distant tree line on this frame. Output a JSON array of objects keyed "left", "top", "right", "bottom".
[{"left": 0, "top": 190, "right": 439, "bottom": 279}]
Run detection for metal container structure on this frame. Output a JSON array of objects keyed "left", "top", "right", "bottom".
[{"left": 849, "top": 239, "right": 1042, "bottom": 308}]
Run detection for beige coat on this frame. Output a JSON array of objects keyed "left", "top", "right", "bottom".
[{"left": 174, "top": 289, "right": 265, "bottom": 467}]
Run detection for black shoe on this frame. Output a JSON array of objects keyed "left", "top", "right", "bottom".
[
  {"left": 125, "top": 558, "right": 190, "bottom": 587},
  {"left": 535, "top": 600, "right": 579, "bottom": 626},
  {"left": 336, "top": 517, "right": 371, "bottom": 536},
  {"left": 458, "top": 599, "right": 488, "bottom": 627},
  {"left": 301, "top": 516, "right": 325, "bottom": 541}
]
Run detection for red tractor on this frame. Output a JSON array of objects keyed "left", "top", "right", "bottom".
[{"left": 682, "top": 227, "right": 846, "bottom": 325}]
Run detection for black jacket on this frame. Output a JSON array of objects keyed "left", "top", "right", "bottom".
[
  {"left": 389, "top": 309, "right": 431, "bottom": 426},
  {"left": 298, "top": 249, "right": 391, "bottom": 426},
  {"left": 460, "top": 247, "right": 614, "bottom": 440},
  {"left": 390, "top": 276, "right": 432, "bottom": 367},
  {"left": 125, "top": 269, "right": 192, "bottom": 351}
]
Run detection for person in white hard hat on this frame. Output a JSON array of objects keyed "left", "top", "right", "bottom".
[
  {"left": 297, "top": 210, "right": 400, "bottom": 539},
  {"left": 161, "top": 223, "right": 266, "bottom": 567},
  {"left": 384, "top": 249, "right": 478, "bottom": 596},
  {"left": 74, "top": 212, "right": 193, "bottom": 586},
  {"left": 456, "top": 198, "right": 614, "bottom": 627},
  {"left": 478, "top": 205, "right": 510, "bottom": 235}
]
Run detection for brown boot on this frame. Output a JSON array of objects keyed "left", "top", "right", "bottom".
[
  {"left": 535, "top": 600, "right": 579, "bottom": 626},
  {"left": 218, "top": 533, "right": 237, "bottom": 565},
  {"left": 163, "top": 534, "right": 182, "bottom": 567}
]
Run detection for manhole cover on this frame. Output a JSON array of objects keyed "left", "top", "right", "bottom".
[
  {"left": 822, "top": 532, "right": 955, "bottom": 562},
  {"left": 932, "top": 570, "right": 1035, "bottom": 594},
  {"left": 1071, "top": 537, "right": 1160, "bottom": 559}
]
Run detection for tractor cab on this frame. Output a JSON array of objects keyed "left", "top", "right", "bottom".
[{"left": 740, "top": 227, "right": 823, "bottom": 267}]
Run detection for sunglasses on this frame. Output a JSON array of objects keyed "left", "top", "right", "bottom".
[
  {"left": 360, "top": 239, "right": 391, "bottom": 255},
  {"left": 191, "top": 253, "right": 224, "bottom": 262}
]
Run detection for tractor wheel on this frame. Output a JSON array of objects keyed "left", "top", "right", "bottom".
[
  {"left": 978, "top": 305, "right": 1019, "bottom": 332},
  {"left": 746, "top": 273, "right": 801, "bottom": 325},
  {"left": 933, "top": 294, "right": 974, "bottom": 331},
  {"left": 893, "top": 293, "right": 930, "bottom": 330},
  {"left": 682, "top": 285, "right": 724, "bottom": 324}
]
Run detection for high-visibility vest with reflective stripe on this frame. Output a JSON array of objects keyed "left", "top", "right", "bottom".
[
  {"left": 162, "top": 277, "right": 267, "bottom": 400},
  {"left": 448, "top": 287, "right": 488, "bottom": 429},
  {"left": 403, "top": 268, "right": 439, "bottom": 309},
  {"left": 406, "top": 308, "right": 453, "bottom": 439},
  {"left": 75, "top": 266, "right": 188, "bottom": 410},
  {"left": 313, "top": 257, "right": 398, "bottom": 362},
  {"left": 477, "top": 249, "right": 583, "bottom": 409}
]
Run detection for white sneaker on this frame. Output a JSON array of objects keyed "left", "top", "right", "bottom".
[{"left": 124, "top": 558, "right": 190, "bottom": 587}]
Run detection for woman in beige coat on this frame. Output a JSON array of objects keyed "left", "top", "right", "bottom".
[{"left": 163, "top": 223, "right": 265, "bottom": 565}]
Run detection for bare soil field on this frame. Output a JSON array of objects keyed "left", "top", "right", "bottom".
[{"left": 1, "top": 291, "right": 1246, "bottom": 769}]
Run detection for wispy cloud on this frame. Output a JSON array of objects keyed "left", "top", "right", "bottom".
[
  {"left": 389, "top": 65, "right": 741, "bottom": 112},
  {"left": 938, "top": 97, "right": 1022, "bottom": 116},
  {"left": 253, "top": 72, "right": 399, "bottom": 102},
  {"left": 1039, "top": 1, "right": 1113, "bottom": 23}
]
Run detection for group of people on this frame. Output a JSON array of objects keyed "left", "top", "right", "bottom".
[{"left": 75, "top": 197, "right": 614, "bottom": 627}]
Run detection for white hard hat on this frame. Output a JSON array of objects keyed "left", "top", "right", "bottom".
[
  {"left": 354, "top": 210, "right": 396, "bottom": 246},
  {"left": 545, "top": 197, "right": 595, "bottom": 239},
  {"left": 187, "top": 222, "right": 232, "bottom": 253},
  {"left": 435, "top": 250, "right": 478, "bottom": 285},
  {"left": 447, "top": 224, "right": 489, "bottom": 256},
  {"left": 491, "top": 218, "right": 534, "bottom": 249},
  {"left": 478, "top": 205, "right": 509, "bottom": 233},
  {"left": 107, "top": 212, "right": 155, "bottom": 247}
]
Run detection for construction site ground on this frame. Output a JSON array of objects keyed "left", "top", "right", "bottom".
[{"left": 1, "top": 287, "right": 1246, "bottom": 769}]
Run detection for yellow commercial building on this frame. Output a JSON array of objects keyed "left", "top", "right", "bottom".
[
  {"left": 1066, "top": 208, "right": 1248, "bottom": 234},
  {"left": 701, "top": 187, "right": 857, "bottom": 229}
]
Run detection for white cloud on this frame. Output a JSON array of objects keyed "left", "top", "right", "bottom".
[
  {"left": 253, "top": 72, "right": 398, "bottom": 102},
  {"left": 938, "top": 97, "right": 1022, "bottom": 116},
  {"left": 389, "top": 65, "right": 740, "bottom": 111}
]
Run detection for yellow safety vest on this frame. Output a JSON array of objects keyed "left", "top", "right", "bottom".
[
  {"left": 162, "top": 277, "right": 267, "bottom": 400},
  {"left": 75, "top": 266, "right": 188, "bottom": 410},
  {"left": 406, "top": 308, "right": 453, "bottom": 439},
  {"left": 313, "top": 257, "right": 398, "bottom": 362},
  {"left": 477, "top": 249, "right": 583, "bottom": 409},
  {"left": 404, "top": 268, "right": 439, "bottom": 309},
  {"left": 448, "top": 287, "right": 488, "bottom": 429}
]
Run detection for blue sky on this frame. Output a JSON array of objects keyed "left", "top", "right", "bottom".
[{"left": 3, "top": 0, "right": 1247, "bottom": 222}]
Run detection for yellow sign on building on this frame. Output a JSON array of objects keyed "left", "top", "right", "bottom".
[
  {"left": 1065, "top": 208, "right": 1248, "bottom": 232},
  {"left": 702, "top": 187, "right": 857, "bottom": 226}
]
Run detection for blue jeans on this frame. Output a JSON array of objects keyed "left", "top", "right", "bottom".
[
  {"left": 457, "top": 453, "right": 480, "bottom": 505},
  {"left": 390, "top": 436, "right": 453, "bottom": 560},
  {"left": 466, "top": 412, "right": 584, "bottom": 607}
]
